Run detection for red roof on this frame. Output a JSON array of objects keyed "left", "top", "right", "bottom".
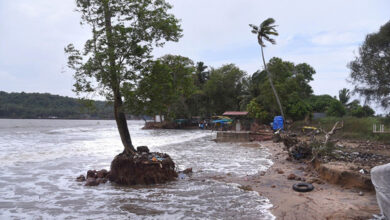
[{"left": 222, "top": 111, "right": 248, "bottom": 116}]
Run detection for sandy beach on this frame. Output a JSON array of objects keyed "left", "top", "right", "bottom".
[{"left": 218, "top": 141, "right": 380, "bottom": 220}]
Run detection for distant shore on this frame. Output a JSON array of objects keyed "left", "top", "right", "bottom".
[{"left": 219, "top": 141, "right": 380, "bottom": 219}]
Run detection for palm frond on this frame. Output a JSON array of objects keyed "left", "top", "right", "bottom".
[
  {"left": 263, "top": 35, "right": 276, "bottom": 45},
  {"left": 249, "top": 24, "right": 259, "bottom": 34},
  {"left": 260, "top": 18, "right": 276, "bottom": 29}
]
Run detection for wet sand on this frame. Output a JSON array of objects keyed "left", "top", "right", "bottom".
[{"left": 220, "top": 141, "right": 380, "bottom": 220}]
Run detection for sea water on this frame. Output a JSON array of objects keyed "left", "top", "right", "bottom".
[{"left": 0, "top": 119, "right": 274, "bottom": 219}]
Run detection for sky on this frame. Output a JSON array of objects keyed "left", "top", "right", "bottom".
[{"left": 0, "top": 0, "right": 389, "bottom": 109}]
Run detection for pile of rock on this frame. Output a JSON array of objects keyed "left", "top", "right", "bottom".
[{"left": 76, "top": 169, "right": 109, "bottom": 186}]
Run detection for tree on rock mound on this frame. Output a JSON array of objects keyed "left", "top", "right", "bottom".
[
  {"left": 66, "top": 0, "right": 182, "bottom": 185},
  {"left": 65, "top": 0, "right": 182, "bottom": 155}
]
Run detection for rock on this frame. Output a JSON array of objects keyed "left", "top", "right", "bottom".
[
  {"left": 76, "top": 175, "right": 86, "bottom": 182},
  {"left": 85, "top": 178, "right": 99, "bottom": 186},
  {"left": 183, "top": 168, "right": 193, "bottom": 174},
  {"left": 137, "top": 146, "right": 150, "bottom": 153},
  {"left": 271, "top": 185, "right": 276, "bottom": 188},
  {"left": 287, "top": 174, "right": 297, "bottom": 180},
  {"left": 96, "top": 169, "right": 108, "bottom": 178},
  {"left": 276, "top": 168, "right": 284, "bottom": 174},
  {"left": 359, "top": 191, "right": 364, "bottom": 196},
  {"left": 259, "top": 171, "right": 266, "bottom": 176},
  {"left": 87, "top": 170, "right": 97, "bottom": 179}
]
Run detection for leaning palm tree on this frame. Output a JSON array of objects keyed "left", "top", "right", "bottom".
[{"left": 250, "top": 18, "right": 285, "bottom": 122}]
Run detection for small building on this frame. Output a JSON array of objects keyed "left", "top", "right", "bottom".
[{"left": 222, "top": 111, "right": 249, "bottom": 131}]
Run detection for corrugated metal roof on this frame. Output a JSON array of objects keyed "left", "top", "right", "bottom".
[{"left": 222, "top": 111, "right": 248, "bottom": 116}]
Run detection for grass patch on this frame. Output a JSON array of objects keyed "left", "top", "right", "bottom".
[{"left": 291, "top": 116, "right": 390, "bottom": 142}]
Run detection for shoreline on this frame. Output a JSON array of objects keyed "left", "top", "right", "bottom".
[{"left": 220, "top": 141, "right": 380, "bottom": 219}]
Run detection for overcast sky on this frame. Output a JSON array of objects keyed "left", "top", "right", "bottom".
[{"left": 0, "top": 0, "right": 389, "bottom": 107}]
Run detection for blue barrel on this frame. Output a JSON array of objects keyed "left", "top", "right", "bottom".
[{"left": 272, "top": 116, "right": 284, "bottom": 131}]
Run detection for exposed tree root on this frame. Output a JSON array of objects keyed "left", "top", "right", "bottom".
[
  {"left": 108, "top": 151, "right": 177, "bottom": 185},
  {"left": 77, "top": 146, "right": 177, "bottom": 186}
]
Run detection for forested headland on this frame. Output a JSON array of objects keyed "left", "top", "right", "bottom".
[{"left": 0, "top": 91, "right": 113, "bottom": 119}]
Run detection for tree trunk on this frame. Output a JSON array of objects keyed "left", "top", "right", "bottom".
[
  {"left": 260, "top": 46, "right": 286, "bottom": 124},
  {"left": 114, "top": 90, "right": 136, "bottom": 155},
  {"left": 103, "top": 0, "right": 135, "bottom": 155}
]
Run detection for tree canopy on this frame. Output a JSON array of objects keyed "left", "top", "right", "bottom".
[
  {"left": 349, "top": 20, "right": 390, "bottom": 110},
  {"left": 249, "top": 57, "right": 316, "bottom": 121},
  {"left": 204, "top": 64, "right": 247, "bottom": 115},
  {"left": 129, "top": 55, "right": 195, "bottom": 120}
]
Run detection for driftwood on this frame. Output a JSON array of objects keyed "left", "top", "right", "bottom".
[
  {"left": 324, "top": 121, "right": 344, "bottom": 145},
  {"left": 310, "top": 121, "right": 344, "bottom": 162}
]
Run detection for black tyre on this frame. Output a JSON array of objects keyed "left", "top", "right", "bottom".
[{"left": 292, "top": 182, "right": 314, "bottom": 192}]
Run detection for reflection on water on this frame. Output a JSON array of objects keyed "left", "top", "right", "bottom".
[{"left": 0, "top": 119, "right": 274, "bottom": 219}]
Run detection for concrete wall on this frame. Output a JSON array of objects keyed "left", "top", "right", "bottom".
[{"left": 216, "top": 131, "right": 250, "bottom": 142}]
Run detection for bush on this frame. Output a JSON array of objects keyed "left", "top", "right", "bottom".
[
  {"left": 287, "top": 100, "right": 312, "bottom": 121},
  {"left": 246, "top": 99, "right": 269, "bottom": 123},
  {"left": 350, "top": 105, "right": 375, "bottom": 118},
  {"left": 308, "top": 95, "right": 337, "bottom": 112},
  {"left": 326, "top": 100, "right": 346, "bottom": 117}
]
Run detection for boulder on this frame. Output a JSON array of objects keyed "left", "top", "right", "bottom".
[
  {"left": 85, "top": 178, "right": 99, "bottom": 186},
  {"left": 76, "top": 175, "right": 86, "bottom": 182}
]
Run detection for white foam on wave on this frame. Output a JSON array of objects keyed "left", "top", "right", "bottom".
[{"left": 0, "top": 119, "right": 275, "bottom": 219}]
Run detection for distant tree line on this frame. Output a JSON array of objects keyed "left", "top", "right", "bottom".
[
  {"left": 0, "top": 91, "right": 113, "bottom": 119},
  {"left": 0, "top": 56, "right": 375, "bottom": 122}
]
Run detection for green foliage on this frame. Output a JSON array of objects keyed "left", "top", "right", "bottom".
[
  {"left": 326, "top": 100, "right": 346, "bottom": 117},
  {"left": 338, "top": 88, "right": 350, "bottom": 105},
  {"left": 246, "top": 99, "right": 269, "bottom": 122},
  {"left": 65, "top": 0, "right": 182, "bottom": 101},
  {"left": 350, "top": 105, "right": 375, "bottom": 118},
  {"left": 194, "top": 62, "right": 209, "bottom": 88},
  {"left": 286, "top": 98, "right": 312, "bottom": 121},
  {"left": 204, "top": 64, "right": 247, "bottom": 115},
  {"left": 349, "top": 20, "right": 390, "bottom": 109},
  {"left": 127, "top": 55, "right": 195, "bottom": 120},
  {"left": 0, "top": 91, "right": 112, "bottom": 119},
  {"left": 250, "top": 57, "right": 316, "bottom": 120},
  {"left": 249, "top": 18, "right": 278, "bottom": 47},
  {"left": 308, "top": 95, "right": 337, "bottom": 112}
]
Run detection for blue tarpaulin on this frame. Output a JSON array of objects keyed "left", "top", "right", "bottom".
[{"left": 272, "top": 116, "right": 284, "bottom": 130}]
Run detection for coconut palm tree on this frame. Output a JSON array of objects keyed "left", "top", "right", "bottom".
[{"left": 250, "top": 18, "right": 285, "bottom": 122}]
